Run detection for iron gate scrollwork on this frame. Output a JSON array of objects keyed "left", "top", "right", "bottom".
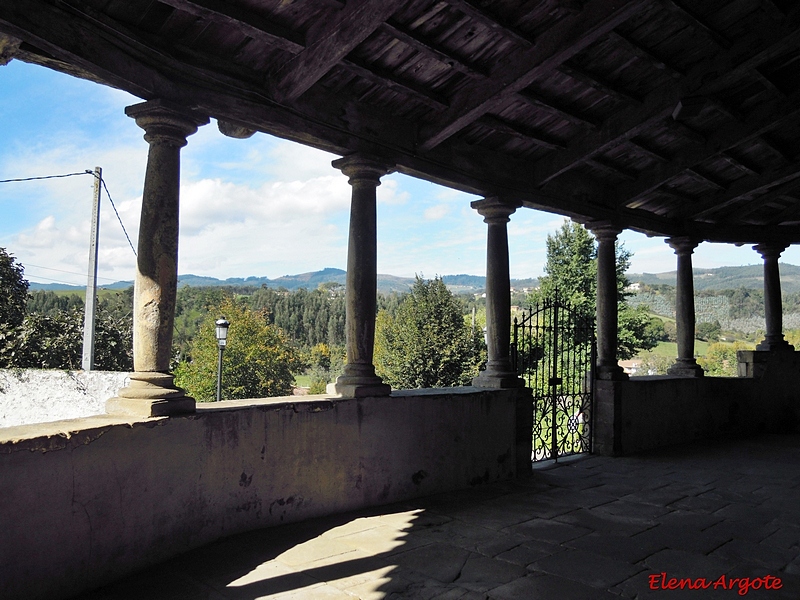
[{"left": 512, "top": 296, "right": 595, "bottom": 462}]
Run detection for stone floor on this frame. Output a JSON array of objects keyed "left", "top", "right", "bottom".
[{"left": 75, "top": 434, "right": 800, "bottom": 600}]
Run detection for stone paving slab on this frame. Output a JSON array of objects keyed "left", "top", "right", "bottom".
[{"left": 73, "top": 434, "right": 800, "bottom": 600}]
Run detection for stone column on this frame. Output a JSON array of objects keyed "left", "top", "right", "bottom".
[
  {"left": 754, "top": 242, "right": 793, "bottom": 351},
  {"left": 590, "top": 222, "right": 627, "bottom": 380},
  {"left": 471, "top": 197, "right": 523, "bottom": 388},
  {"left": 333, "top": 154, "right": 392, "bottom": 397},
  {"left": 666, "top": 237, "right": 704, "bottom": 376},
  {"left": 107, "top": 100, "right": 208, "bottom": 417}
]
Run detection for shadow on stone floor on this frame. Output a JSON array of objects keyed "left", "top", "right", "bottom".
[{"left": 72, "top": 434, "right": 800, "bottom": 599}]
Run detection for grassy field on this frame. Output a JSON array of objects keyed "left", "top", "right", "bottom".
[
  {"left": 293, "top": 374, "right": 311, "bottom": 388},
  {"left": 647, "top": 339, "right": 710, "bottom": 357}
]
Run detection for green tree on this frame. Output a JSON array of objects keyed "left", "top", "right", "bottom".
[
  {"left": 696, "top": 320, "right": 722, "bottom": 342},
  {"left": 374, "top": 276, "right": 486, "bottom": 389},
  {"left": 530, "top": 220, "right": 659, "bottom": 359},
  {"left": 534, "top": 220, "right": 598, "bottom": 313},
  {"left": 697, "top": 341, "right": 752, "bottom": 377},
  {"left": 0, "top": 307, "right": 132, "bottom": 370},
  {"left": 0, "top": 251, "right": 131, "bottom": 370},
  {"left": 0, "top": 247, "right": 28, "bottom": 328},
  {"left": 174, "top": 298, "right": 302, "bottom": 401},
  {"left": 27, "top": 290, "right": 83, "bottom": 315}
]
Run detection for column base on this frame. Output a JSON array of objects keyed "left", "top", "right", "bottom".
[
  {"left": 332, "top": 365, "right": 391, "bottom": 398},
  {"left": 107, "top": 372, "right": 195, "bottom": 417},
  {"left": 596, "top": 364, "right": 628, "bottom": 381},
  {"left": 472, "top": 370, "right": 524, "bottom": 388},
  {"left": 667, "top": 359, "right": 705, "bottom": 377},
  {"left": 756, "top": 336, "right": 795, "bottom": 352},
  {"left": 333, "top": 377, "right": 391, "bottom": 398}
]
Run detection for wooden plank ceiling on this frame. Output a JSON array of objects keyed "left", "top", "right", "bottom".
[{"left": 2, "top": 0, "right": 800, "bottom": 244}]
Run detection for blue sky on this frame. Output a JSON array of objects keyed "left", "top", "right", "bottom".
[{"left": 0, "top": 60, "right": 794, "bottom": 287}]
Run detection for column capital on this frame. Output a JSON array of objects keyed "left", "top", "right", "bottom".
[
  {"left": 332, "top": 153, "right": 393, "bottom": 185},
  {"left": 125, "top": 99, "right": 209, "bottom": 147},
  {"left": 666, "top": 236, "right": 700, "bottom": 256},
  {"left": 587, "top": 220, "right": 622, "bottom": 242},
  {"left": 470, "top": 197, "right": 522, "bottom": 224},
  {"left": 753, "top": 242, "right": 788, "bottom": 261}
]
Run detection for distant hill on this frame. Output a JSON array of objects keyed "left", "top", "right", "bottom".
[
  {"left": 628, "top": 263, "right": 800, "bottom": 293},
  {"left": 27, "top": 268, "right": 539, "bottom": 295},
  {"left": 30, "top": 264, "right": 800, "bottom": 295}
]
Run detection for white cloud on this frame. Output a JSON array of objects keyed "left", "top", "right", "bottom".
[{"left": 424, "top": 204, "right": 449, "bottom": 220}]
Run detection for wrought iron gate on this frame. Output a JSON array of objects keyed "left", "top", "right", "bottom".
[{"left": 512, "top": 297, "right": 596, "bottom": 462}]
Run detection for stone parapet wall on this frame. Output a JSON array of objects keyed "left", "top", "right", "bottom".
[
  {"left": 0, "top": 369, "right": 128, "bottom": 428},
  {"left": 0, "top": 387, "right": 530, "bottom": 600},
  {"left": 594, "top": 351, "right": 800, "bottom": 456}
]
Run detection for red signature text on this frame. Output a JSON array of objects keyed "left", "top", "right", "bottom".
[{"left": 648, "top": 572, "right": 783, "bottom": 596}]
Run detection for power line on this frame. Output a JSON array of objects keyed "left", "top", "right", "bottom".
[
  {"left": 98, "top": 176, "right": 137, "bottom": 257},
  {"left": 26, "top": 273, "right": 84, "bottom": 286},
  {"left": 0, "top": 169, "right": 138, "bottom": 258},
  {"left": 0, "top": 170, "right": 93, "bottom": 184},
  {"left": 24, "top": 262, "right": 119, "bottom": 284}
]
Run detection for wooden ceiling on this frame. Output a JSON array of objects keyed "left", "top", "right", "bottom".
[{"left": 2, "top": 0, "right": 800, "bottom": 244}]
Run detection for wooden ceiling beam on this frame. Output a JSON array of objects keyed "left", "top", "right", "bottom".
[
  {"left": 608, "top": 30, "right": 683, "bottom": 79},
  {"left": 0, "top": 32, "right": 20, "bottom": 64},
  {"left": 271, "top": 0, "right": 407, "bottom": 102},
  {"left": 718, "top": 152, "right": 761, "bottom": 176},
  {"left": 674, "top": 161, "right": 800, "bottom": 221},
  {"left": 758, "top": 135, "right": 795, "bottom": 162},
  {"left": 516, "top": 89, "right": 599, "bottom": 128},
  {"left": 531, "top": 17, "right": 800, "bottom": 188},
  {"left": 739, "top": 186, "right": 800, "bottom": 225},
  {"left": 380, "top": 18, "right": 602, "bottom": 132},
  {"left": 686, "top": 168, "right": 726, "bottom": 191},
  {"left": 752, "top": 68, "right": 785, "bottom": 96},
  {"left": 664, "top": 119, "right": 706, "bottom": 144},
  {"left": 444, "top": 0, "right": 536, "bottom": 47},
  {"left": 629, "top": 139, "right": 670, "bottom": 163},
  {"left": 479, "top": 115, "right": 566, "bottom": 150},
  {"left": 559, "top": 62, "right": 642, "bottom": 104},
  {"left": 699, "top": 27, "right": 800, "bottom": 96},
  {"left": 709, "top": 167, "right": 800, "bottom": 223},
  {"left": 381, "top": 19, "right": 602, "bottom": 131},
  {"left": 611, "top": 90, "right": 800, "bottom": 208},
  {"left": 766, "top": 196, "right": 800, "bottom": 226},
  {"left": 157, "top": 0, "right": 304, "bottom": 53},
  {"left": 656, "top": 0, "right": 730, "bottom": 48},
  {"left": 760, "top": 0, "right": 788, "bottom": 21},
  {"left": 585, "top": 158, "right": 637, "bottom": 181},
  {"left": 533, "top": 84, "right": 678, "bottom": 187},
  {"left": 418, "top": 0, "right": 640, "bottom": 152},
  {"left": 342, "top": 57, "right": 449, "bottom": 109},
  {"left": 379, "top": 18, "right": 488, "bottom": 77}
]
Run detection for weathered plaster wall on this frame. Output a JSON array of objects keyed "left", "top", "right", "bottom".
[
  {"left": 594, "top": 351, "right": 800, "bottom": 456},
  {"left": 0, "top": 369, "right": 128, "bottom": 428},
  {"left": 0, "top": 387, "right": 530, "bottom": 600}
]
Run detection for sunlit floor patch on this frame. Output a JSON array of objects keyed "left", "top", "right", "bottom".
[{"left": 226, "top": 509, "right": 422, "bottom": 598}]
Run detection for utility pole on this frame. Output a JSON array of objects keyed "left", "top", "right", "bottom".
[{"left": 82, "top": 166, "right": 101, "bottom": 371}]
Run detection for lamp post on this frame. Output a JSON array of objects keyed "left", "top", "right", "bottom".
[{"left": 215, "top": 317, "right": 230, "bottom": 402}]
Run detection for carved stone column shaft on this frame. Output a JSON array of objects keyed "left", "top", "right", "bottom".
[
  {"left": 333, "top": 154, "right": 392, "bottom": 397},
  {"left": 667, "top": 237, "right": 704, "bottom": 377},
  {"left": 590, "top": 223, "right": 627, "bottom": 380},
  {"left": 471, "top": 197, "right": 523, "bottom": 388},
  {"left": 107, "top": 100, "right": 208, "bottom": 417},
  {"left": 754, "top": 243, "right": 793, "bottom": 352}
]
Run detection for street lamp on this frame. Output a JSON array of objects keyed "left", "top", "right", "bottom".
[{"left": 215, "top": 317, "right": 230, "bottom": 402}]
